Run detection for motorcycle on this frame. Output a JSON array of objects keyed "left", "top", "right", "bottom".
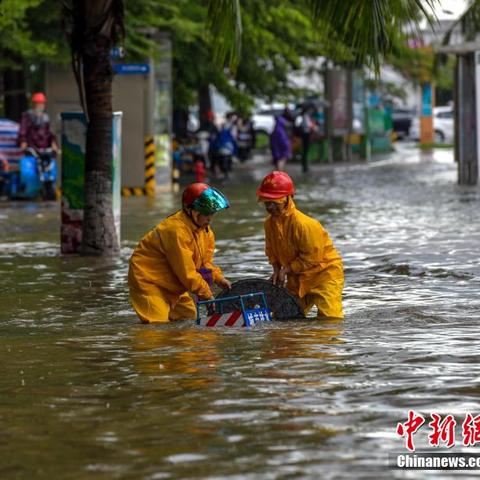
[{"left": 9, "top": 147, "right": 57, "bottom": 200}]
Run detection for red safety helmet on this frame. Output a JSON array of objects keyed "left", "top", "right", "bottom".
[
  {"left": 256, "top": 171, "right": 295, "bottom": 199},
  {"left": 31, "top": 92, "right": 47, "bottom": 104},
  {"left": 182, "top": 183, "right": 210, "bottom": 206}
]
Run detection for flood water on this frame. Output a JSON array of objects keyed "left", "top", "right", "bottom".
[{"left": 1, "top": 144, "right": 480, "bottom": 479}]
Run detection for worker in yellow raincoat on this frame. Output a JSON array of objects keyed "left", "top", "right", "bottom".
[
  {"left": 128, "top": 183, "right": 232, "bottom": 323},
  {"left": 257, "top": 171, "right": 344, "bottom": 319}
]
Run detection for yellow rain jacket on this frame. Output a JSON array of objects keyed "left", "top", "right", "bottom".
[
  {"left": 264, "top": 198, "right": 344, "bottom": 318},
  {"left": 128, "top": 210, "right": 224, "bottom": 323}
]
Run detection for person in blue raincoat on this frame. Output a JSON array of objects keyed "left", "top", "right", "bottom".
[{"left": 211, "top": 117, "right": 237, "bottom": 178}]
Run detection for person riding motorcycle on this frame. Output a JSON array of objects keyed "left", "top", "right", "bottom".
[
  {"left": 17, "top": 93, "right": 59, "bottom": 199},
  {"left": 18, "top": 92, "right": 59, "bottom": 153}
]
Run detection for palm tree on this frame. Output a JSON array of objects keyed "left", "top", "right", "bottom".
[{"left": 63, "top": 0, "right": 124, "bottom": 255}]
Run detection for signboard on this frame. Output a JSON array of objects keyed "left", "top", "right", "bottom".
[
  {"left": 369, "top": 109, "right": 385, "bottom": 135},
  {"left": 60, "top": 112, "right": 122, "bottom": 254},
  {"left": 113, "top": 63, "right": 150, "bottom": 75},
  {"left": 327, "top": 69, "right": 350, "bottom": 134},
  {"left": 420, "top": 82, "right": 434, "bottom": 144},
  {"left": 352, "top": 74, "right": 366, "bottom": 134},
  {"left": 421, "top": 83, "right": 433, "bottom": 116}
]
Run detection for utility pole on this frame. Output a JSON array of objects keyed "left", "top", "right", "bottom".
[{"left": 437, "top": 43, "right": 479, "bottom": 185}]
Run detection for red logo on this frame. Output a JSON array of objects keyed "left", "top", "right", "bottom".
[
  {"left": 396, "top": 411, "right": 480, "bottom": 451},
  {"left": 429, "top": 413, "right": 456, "bottom": 448},
  {"left": 462, "top": 414, "right": 480, "bottom": 446},
  {"left": 397, "top": 410, "right": 425, "bottom": 452}
]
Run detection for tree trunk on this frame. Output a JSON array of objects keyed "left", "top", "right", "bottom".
[
  {"left": 198, "top": 84, "right": 212, "bottom": 129},
  {"left": 3, "top": 67, "right": 28, "bottom": 122},
  {"left": 81, "top": 35, "right": 120, "bottom": 255},
  {"left": 173, "top": 107, "right": 189, "bottom": 140}
]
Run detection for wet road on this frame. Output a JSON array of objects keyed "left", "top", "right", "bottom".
[{"left": 1, "top": 144, "right": 480, "bottom": 479}]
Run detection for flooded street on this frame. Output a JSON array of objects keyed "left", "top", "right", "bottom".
[{"left": 1, "top": 144, "right": 480, "bottom": 479}]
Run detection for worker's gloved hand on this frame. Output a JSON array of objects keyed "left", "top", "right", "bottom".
[
  {"left": 205, "top": 296, "right": 216, "bottom": 315},
  {"left": 277, "top": 265, "right": 291, "bottom": 287},
  {"left": 207, "top": 304, "right": 216, "bottom": 315},
  {"left": 217, "top": 277, "right": 232, "bottom": 290}
]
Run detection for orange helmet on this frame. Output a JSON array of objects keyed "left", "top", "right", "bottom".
[
  {"left": 256, "top": 171, "right": 295, "bottom": 199},
  {"left": 31, "top": 92, "right": 47, "bottom": 104}
]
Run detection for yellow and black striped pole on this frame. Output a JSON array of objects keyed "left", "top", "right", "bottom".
[
  {"left": 121, "top": 186, "right": 146, "bottom": 197},
  {"left": 144, "top": 135, "right": 156, "bottom": 196},
  {"left": 120, "top": 136, "right": 159, "bottom": 197},
  {"left": 172, "top": 166, "right": 180, "bottom": 193}
]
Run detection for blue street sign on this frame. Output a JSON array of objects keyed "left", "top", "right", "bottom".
[{"left": 113, "top": 63, "right": 150, "bottom": 75}]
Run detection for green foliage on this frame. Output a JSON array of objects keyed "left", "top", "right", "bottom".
[
  {"left": 234, "top": 1, "right": 328, "bottom": 102},
  {"left": 0, "top": 0, "right": 61, "bottom": 67},
  {"left": 308, "top": 0, "right": 437, "bottom": 73},
  {"left": 206, "top": 0, "right": 242, "bottom": 72},
  {"left": 166, "top": 0, "right": 436, "bottom": 110},
  {"left": 0, "top": 0, "right": 436, "bottom": 113},
  {"left": 388, "top": 45, "right": 434, "bottom": 83},
  {"left": 435, "top": 55, "right": 454, "bottom": 90},
  {"left": 168, "top": 0, "right": 348, "bottom": 111}
]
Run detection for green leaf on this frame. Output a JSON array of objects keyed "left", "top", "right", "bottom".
[
  {"left": 206, "top": 0, "right": 242, "bottom": 72},
  {"left": 309, "top": 0, "right": 437, "bottom": 72}
]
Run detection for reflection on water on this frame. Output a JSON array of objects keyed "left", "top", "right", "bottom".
[
  {"left": 1, "top": 145, "right": 480, "bottom": 479},
  {"left": 133, "top": 327, "right": 222, "bottom": 389}
]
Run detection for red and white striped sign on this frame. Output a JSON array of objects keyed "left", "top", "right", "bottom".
[{"left": 199, "top": 310, "right": 245, "bottom": 327}]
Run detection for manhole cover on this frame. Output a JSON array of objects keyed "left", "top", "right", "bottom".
[{"left": 216, "top": 278, "right": 305, "bottom": 320}]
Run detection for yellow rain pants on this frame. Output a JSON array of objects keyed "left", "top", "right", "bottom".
[
  {"left": 264, "top": 198, "right": 344, "bottom": 318},
  {"left": 128, "top": 210, "right": 225, "bottom": 323},
  {"left": 129, "top": 290, "right": 197, "bottom": 324}
]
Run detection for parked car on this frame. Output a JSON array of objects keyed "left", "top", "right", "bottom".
[{"left": 409, "top": 106, "right": 454, "bottom": 144}]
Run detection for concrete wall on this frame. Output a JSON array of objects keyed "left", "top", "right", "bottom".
[{"left": 113, "top": 72, "right": 150, "bottom": 187}]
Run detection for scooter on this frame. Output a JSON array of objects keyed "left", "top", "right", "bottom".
[{"left": 9, "top": 147, "right": 57, "bottom": 200}]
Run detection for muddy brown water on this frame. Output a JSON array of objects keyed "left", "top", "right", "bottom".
[{"left": 1, "top": 145, "right": 479, "bottom": 479}]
